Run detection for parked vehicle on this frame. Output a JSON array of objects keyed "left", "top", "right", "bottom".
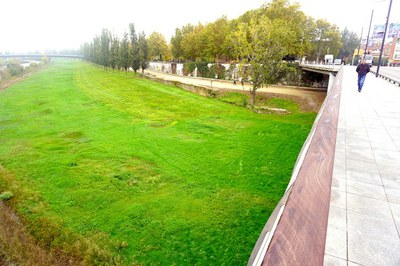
[
  {"left": 324, "top": 54, "right": 333, "bottom": 64},
  {"left": 334, "top": 59, "right": 342, "bottom": 65},
  {"left": 365, "top": 54, "right": 373, "bottom": 66}
]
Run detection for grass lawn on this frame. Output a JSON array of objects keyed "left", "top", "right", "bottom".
[{"left": 0, "top": 60, "right": 316, "bottom": 264}]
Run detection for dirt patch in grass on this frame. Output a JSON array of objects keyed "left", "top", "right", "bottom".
[
  {"left": 0, "top": 202, "right": 82, "bottom": 265},
  {"left": 0, "top": 75, "right": 27, "bottom": 92},
  {"left": 0, "top": 163, "right": 82, "bottom": 265}
]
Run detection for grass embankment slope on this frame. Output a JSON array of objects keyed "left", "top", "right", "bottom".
[{"left": 0, "top": 60, "right": 316, "bottom": 264}]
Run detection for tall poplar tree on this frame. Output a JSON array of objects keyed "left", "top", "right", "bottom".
[
  {"left": 92, "top": 36, "right": 101, "bottom": 65},
  {"left": 110, "top": 33, "right": 120, "bottom": 72},
  {"left": 129, "top": 23, "right": 140, "bottom": 73},
  {"left": 119, "top": 32, "right": 131, "bottom": 74},
  {"left": 100, "top": 28, "right": 111, "bottom": 68},
  {"left": 138, "top": 31, "right": 149, "bottom": 74},
  {"left": 170, "top": 28, "right": 184, "bottom": 60}
]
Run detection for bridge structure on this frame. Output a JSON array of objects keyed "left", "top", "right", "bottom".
[
  {"left": 0, "top": 54, "right": 83, "bottom": 59},
  {"left": 300, "top": 63, "right": 341, "bottom": 75},
  {"left": 249, "top": 65, "right": 400, "bottom": 266}
]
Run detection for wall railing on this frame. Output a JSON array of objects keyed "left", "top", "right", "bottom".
[{"left": 248, "top": 67, "right": 343, "bottom": 266}]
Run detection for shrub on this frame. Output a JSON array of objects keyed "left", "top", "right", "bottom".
[
  {"left": 0, "top": 191, "right": 14, "bottom": 201},
  {"left": 196, "top": 62, "right": 210, "bottom": 77},
  {"left": 183, "top": 62, "right": 196, "bottom": 76},
  {"left": 7, "top": 63, "right": 24, "bottom": 76},
  {"left": 215, "top": 64, "right": 226, "bottom": 79},
  {"left": 277, "top": 62, "right": 301, "bottom": 85}
]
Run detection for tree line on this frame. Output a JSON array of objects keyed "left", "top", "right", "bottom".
[
  {"left": 168, "top": 0, "right": 358, "bottom": 64},
  {"left": 82, "top": 0, "right": 359, "bottom": 68},
  {"left": 82, "top": 0, "right": 359, "bottom": 105},
  {"left": 169, "top": 0, "right": 359, "bottom": 104},
  {"left": 82, "top": 23, "right": 149, "bottom": 74}
]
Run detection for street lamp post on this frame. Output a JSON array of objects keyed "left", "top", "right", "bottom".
[
  {"left": 356, "top": 27, "right": 364, "bottom": 65},
  {"left": 364, "top": 10, "right": 374, "bottom": 59},
  {"left": 376, "top": 0, "right": 393, "bottom": 77}
]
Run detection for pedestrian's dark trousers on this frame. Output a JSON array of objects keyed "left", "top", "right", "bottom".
[{"left": 358, "top": 74, "right": 366, "bottom": 90}]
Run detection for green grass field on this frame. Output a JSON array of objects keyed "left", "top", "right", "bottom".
[{"left": 0, "top": 60, "right": 316, "bottom": 264}]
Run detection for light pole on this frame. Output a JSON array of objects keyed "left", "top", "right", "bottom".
[
  {"left": 356, "top": 27, "right": 364, "bottom": 65},
  {"left": 376, "top": 0, "right": 393, "bottom": 77},
  {"left": 364, "top": 10, "right": 374, "bottom": 59}
]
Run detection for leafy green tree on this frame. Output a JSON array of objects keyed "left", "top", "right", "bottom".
[
  {"left": 7, "top": 59, "right": 24, "bottom": 76},
  {"left": 82, "top": 42, "right": 91, "bottom": 61},
  {"left": 195, "top": 25, "right": 209, "bottom": 61},
  {"left": 129, "top": 23, "right": 140, "bottom": 73},
  {"left": 228, "top": 0, "right": 312, "bottom": 64},
  {"left": 138, "top": 31, "right": 149, "bottom": 74},
  {"left": 308, "top": 19, "right": 342, "bottom": 61},
  {"left": 181, "top": 23, "right": 206, "bottom": 61},
  {"left": 227, "top": 21, "right": 251, "bottom": 61},
  {"left": 170, "top": 28, "right": 184, "bottom": 60},
  {"left": 100, "top": 28, "right": 111, "bottom": 68},
  {"left": 338, "top": 28, "right": 359, "bottom": 61},
  {"left": 119, "top": 31, "right": 131, "bottom": 74},
  {"left": 83, "top": 41, "right": 97, "bottom": 64},
  {"left": 203, "top": 16, "right": 230, "bottom": 62},
  {"left": 148, "top": 32, "right": 169, "bottom": 61},
  {"left": 232, "top": 0, "right": 311, "bottom": 105},
  {"left": 244, "top": 16, "right": 293, "bottom": 105},
  {"left": 93, "top": 36, "right": 102, "bottom": 65},
  {"left": 110, "top": 34, "right": 120, "bottom": 72},
  {"left": 263, "top": 0, "right": 313, "bottom": 57},
  {"left": 171, "top": 24, "right": 199, "bottom": 61}
]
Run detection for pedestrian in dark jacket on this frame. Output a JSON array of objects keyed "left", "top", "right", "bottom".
[{"left": 356, "top": 59, "right": 370, "bottom": 92}]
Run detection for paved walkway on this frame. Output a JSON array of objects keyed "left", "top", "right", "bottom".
[
  {"left": 377, "top": 66, "right": 400, "bottom": 81},
  {"left": 324, "top": 66, "right": 400, "bottom": 265},
  {"left": 145, "top": 69, "right": 326, "bottom": 98}
]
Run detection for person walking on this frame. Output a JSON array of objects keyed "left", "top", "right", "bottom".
[{"left": 356, "top": 59, "right": 370, "bottom": 92}]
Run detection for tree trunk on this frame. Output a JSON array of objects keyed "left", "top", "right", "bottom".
[{"left": 250, "top": 88, "right": 256, "bottom": 106}]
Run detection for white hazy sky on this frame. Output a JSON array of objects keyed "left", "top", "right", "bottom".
[{"left": 1, "top": 0, "right": 399, "bottom": 53}]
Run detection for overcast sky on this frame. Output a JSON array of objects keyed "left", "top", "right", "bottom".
[{"left": 1, "top": 0, "right": 398, "bottom": 53}]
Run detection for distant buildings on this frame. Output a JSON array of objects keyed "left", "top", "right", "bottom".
[
  {"left": 357, "top": 22, "right": 400, "bottom": 66},
  {"left": 372, "top": 23, "right": 400, "bottom": 39},
  {"left": 389, "top": 33, "right": 400, "bottom": 65}
]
